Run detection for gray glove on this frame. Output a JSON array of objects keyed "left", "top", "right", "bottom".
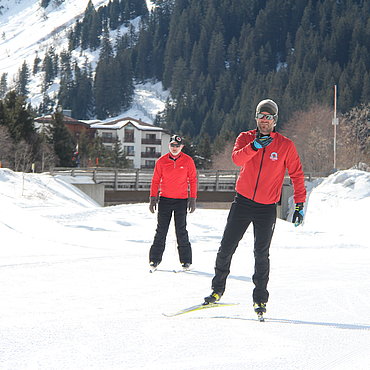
[
  {"left": 187, "top": 197, "right": 196, "bottom": 213},
  {"left": 149, "top": 196, "right": 158, "bottom": 213}
]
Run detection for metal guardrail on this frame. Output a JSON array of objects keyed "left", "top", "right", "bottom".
[
  {"left": 49, "top": 167, "right": 323, "bottom": 192},
  {"left": 49, "top": 167, "right": 240, "bottom": 192}
]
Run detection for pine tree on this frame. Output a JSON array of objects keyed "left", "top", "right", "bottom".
[
  {"left": 109, "top": 139, "right": 128, "bottom": 168},
  {"left": 89, "top": 10, "right": 102, "bottom": 50},
  {"left": 72, "top": 60, "right": 94, "bottom": 119},
  {"left": 134, "top": 26, "right": 154, "bottom": 81},
  {"left": 58, "top": 50, "right": 74, "bottom": 110},
  {"left": 2, "top": 91, "right": 35, "bottom": 144},
  {"left": 196, "top": 133, "right": 212, "bottom": 169},
  {"left": 109, "top": 0, "right": 120, "bottom": 30},
  {"left": 94, "top": 27, "right": 115, "bottom": 119},
  {"left": 16, "top": 61, "right": 30, "bottom": 97},
  {"left": 0, "top": 73, "right": 7, "bottom": 99},
  {"left": 170, "top": 58, "right": 188, "bottom": 98},
  {"left": 41, "top": 0, "right": 51, "bottom": 8},
  {"left": 207, "top": 32, "right": 225, "bottom": 78},
  {"left": 118, "top": 50, "right": 134, "bottom": 111},
  {"left": 99, "top": 27, "right": 114, "bottom": 62},
  {"left": 42, "top": 48, "right": 57, "bottom": 92},
  {"left": 48, "top": 109, "right": 75, "bottom": 167},
  {"left": 33, "top": 52, "right": 41, "bottom": 75},
  {"left": 130, "top": 0, "right": 149, "bottom": 18}
]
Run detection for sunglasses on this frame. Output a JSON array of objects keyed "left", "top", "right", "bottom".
[
  {"left": 256, "top": 113, "right": 276, "bottom": 120},
  {"left": 170, "top": 143, "right": 181, "bottom": 148}
]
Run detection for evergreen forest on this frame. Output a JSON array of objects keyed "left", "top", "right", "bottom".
[
  {"left": 0, "top": 0, "right": 369, "bottom": 171},
  {"left": 142, "top": 0, "right": 369, "bottom": 141}
]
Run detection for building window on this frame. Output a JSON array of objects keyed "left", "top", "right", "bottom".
[
  {"left": 124, "top": 146, "right": 135, "bottom": 156},
  {"left": 145, "top": 160, "right": 156, "bottom": 168},
  {"left": 101, "top": 132, "right": 115, "bottom": 143},
  {"left": 124, "top": 128, "right": 134, "bottom": 142}
]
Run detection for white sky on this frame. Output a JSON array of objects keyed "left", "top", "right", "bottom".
[{"left": 0, "top": 168, "right": 369, "bottom": 369}]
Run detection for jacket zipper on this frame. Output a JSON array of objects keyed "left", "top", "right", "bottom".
[{"left": 252, "top": 148, "right": 265, "bottom": 200}]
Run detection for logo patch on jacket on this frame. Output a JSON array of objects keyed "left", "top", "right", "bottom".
[{"left": 270, "top": 152, "right": 278, "bottom": 161}]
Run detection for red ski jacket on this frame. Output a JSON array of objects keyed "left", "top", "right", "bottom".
[
  {"left": 232, "top": 130, "right": 306, "bottom": 205},
  {"left": 150, "top": 152, "right": 197, "bottom": 199}
]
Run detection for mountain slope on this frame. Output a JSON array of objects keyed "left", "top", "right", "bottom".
[
  {"left": 0, "top": 0, "right": 110, "bottom": 78},
  {"left": 0, "top": 0, "right": 162, "bottom": 122}
]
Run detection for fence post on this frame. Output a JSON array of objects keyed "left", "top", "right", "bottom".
[
  {"left": 114, "top": 169, "right": 118, "bottom": 191},
  {"left": 135, "top": 169, "right": 140, "bottom": 190},
  {"left": 215, "top": 170, "right": 220, "bottom": 191}
]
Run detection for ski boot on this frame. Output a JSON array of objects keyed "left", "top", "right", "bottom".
[
  {"left": 253, "top": 302, "right": 266, "bottom": 322},
  {"left": 149, "top": 261, "right": 160, "bottom": 273},
  {"left": 203, "top": 292, "right": 221, "bottom": 305},
  {"left": 181, "top": 262, "right": 191, "bottom": 271}
]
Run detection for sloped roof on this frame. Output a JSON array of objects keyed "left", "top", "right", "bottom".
[
  {"left": 91, "top": 117, "right": 165, "bottom": 132},
  {"left": 34, "top": 114, "right": 90, "bottom": 127}
]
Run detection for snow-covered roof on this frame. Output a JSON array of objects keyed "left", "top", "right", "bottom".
[
  {"left": 91, "top": 117, "right": 166, "bottom": 132},
  {"left": 34, "top": 114, "right": 91, "bottom": 127}
]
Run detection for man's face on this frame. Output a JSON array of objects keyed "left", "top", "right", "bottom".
[
  {"left": 169, "top": 142, "right": 184, "bottom": 156},
  {"left": 256, "top": 111, "right": 276, "bottom": 135}
]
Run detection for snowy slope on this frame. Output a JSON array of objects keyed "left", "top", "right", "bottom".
[
  {"left": 0, "top": 0, "right": 165, "bottom": 122},
  {"left": 0, "top": 168, "right": 369, "bottom": 369},
  {"left": 0, "top": 0, "right": 110, "bottom": 77}
]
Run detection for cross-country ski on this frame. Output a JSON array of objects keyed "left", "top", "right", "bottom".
[{"left": 163, "top": 302, "right": 239, "bottom": 317}]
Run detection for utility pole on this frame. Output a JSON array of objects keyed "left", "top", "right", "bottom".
[{"left": 332, "top": 85, "right": 339, "bottom": 170}]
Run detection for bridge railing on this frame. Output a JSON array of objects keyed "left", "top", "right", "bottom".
[
  {"left": 48, "top": 167, "right": 322, "bottom": 192},
  {"left": 48, "top": 167, "right": 241, "bottom": 192}
]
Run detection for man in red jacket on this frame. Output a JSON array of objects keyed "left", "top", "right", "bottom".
[
  {"left": 204, "top": 99, "right": 306, "bottom": 318},
  {"left": 149, "top": 135, "right": 197, "bottom": 271}
]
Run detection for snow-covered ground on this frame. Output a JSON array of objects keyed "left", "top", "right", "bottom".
[{"left": 0, "top": 168, "right": 369, "bottom": 369}]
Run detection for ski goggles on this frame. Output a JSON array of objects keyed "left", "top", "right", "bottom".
[
  {"left": 256, "top": 113, "right": 276, "bottom": 120},
  {"left": 170, "top": 143, "right": 181, "bottom": 147}
]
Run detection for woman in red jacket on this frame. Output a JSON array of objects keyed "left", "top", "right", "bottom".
[
  {"left": 148, "top": 135, "right": 197, "bottom": 271},
  {"left": 204, "top": 99, "right": 306, "bottom": 318}
]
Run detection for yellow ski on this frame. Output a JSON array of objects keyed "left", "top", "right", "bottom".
[{"left": 163, "top": 302, "right": 239, "bottom": 317}]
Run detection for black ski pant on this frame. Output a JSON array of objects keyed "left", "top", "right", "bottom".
[
  {"left": 149, "top": 197, "right": 192, "bottom": 264},
  {"left": 211, "top": 193, "right": 276, "bottom": 303}
]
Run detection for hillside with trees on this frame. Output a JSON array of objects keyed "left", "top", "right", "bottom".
[
  {"left": 136, "top": 0, "right": 369, "bottom": 170},
  {"left": 0, "top": 0, "right": 369, "bottom": 172}
]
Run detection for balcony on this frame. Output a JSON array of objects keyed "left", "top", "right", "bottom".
[
  {"left": 141, "top": 152, "right": 161, "bottom": 158},
  {"left": 101, "top": 136, "right": 116, "bottom": 143},
  {"left": 141, "top": 138, "right": 161, "bottom": 145}
]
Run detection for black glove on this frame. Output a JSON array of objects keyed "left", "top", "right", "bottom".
[
  {"left": 252, "top": 133, "right": 273, "bottom": 150},
  {"left": 187, "top": 197, "right": 196, "bottom": 213},
  {"left": 292, "top": 202, "right": 304, "bottom": 226},
  {"left": 149, "top": 196, "right": 158, "bottom": 213}
]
